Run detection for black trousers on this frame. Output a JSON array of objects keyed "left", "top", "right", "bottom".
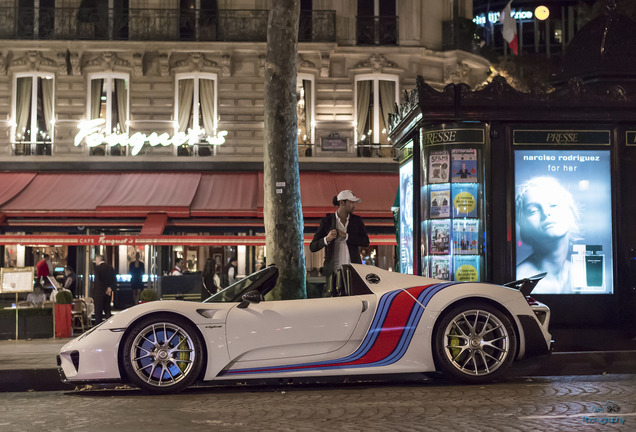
[{"left": 93, "top": 293, "right": 112, "bottom": 324}]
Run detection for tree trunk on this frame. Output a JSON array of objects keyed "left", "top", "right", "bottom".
[{"left": 264, "top": 0, "right": 306, "bottom": 299}]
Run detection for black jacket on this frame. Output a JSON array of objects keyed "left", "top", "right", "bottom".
[
  {"left": 93, "top": 261, "right": 117, "bottom": 297},
  {"left": 309, "top": 212, "right": 369, "bottom": 278}
]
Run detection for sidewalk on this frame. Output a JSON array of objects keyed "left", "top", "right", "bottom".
[{"left": 1, "top": 328, "right": 635, "bottom": 393}]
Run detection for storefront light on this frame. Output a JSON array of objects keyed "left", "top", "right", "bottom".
[{"left": 535, "top": 6, "right": 549, "bottom": 21}]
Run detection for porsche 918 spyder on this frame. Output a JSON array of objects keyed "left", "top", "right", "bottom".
[{"left": 58, "top": 264, "right": 552, "bottom": 394}]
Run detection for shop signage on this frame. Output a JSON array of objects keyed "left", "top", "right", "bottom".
[
  {"left": 625, "top": 130, "right": 636, "bottom": 146},
  {"left": 473, "top": 10, "right": 534, "bottom": 26},
  {"left": 0, "top": 234, "right": 397, "bottom": 247},
  {"left": 421, "top": 128, "right": 485, "bottom": 147},
  {"left": 75, "top": 119, "right": 228, "bottom": 156},
  {"left": 513, "top": 130, "right": 611, "bottom": 146},
  {"left": 321, "top": 133, "right": 348, "bottom": 151}
]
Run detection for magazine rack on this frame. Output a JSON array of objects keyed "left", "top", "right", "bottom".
[{"left": 396, "top": 124, "right": 487, "bottom": 282}]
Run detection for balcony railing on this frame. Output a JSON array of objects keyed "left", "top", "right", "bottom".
[
  {"left": 442, "top": 18, "right": 482, "bottom": 53},
  {"left": 13, "top": 142, "right": 52, "bottom": 156},
  {"left": 356, "top": 16, "right": 398, "bottom": 46},
  {"left": 0, "top": 8, "right": 336, "bottom": 42}
]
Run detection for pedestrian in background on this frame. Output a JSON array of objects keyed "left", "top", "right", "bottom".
[
  {"left": 63, "top": 266, "right": 77, "bottom": 296},
  {"left": 310, "top": 190, "right": 370, "bottom": 289},
  {"left": 36, "top": 253, "right": 52, "bottom": 284},
  {"left": 92, "top": 255, "right": 116, "bottom": 324},
  {"left": 201, "top": 257, "right": 221, "bottom": 301},
  {"left": 171, "top": 258, "right": 185, "bottom": 275},
  {"left": 223, "top": 257, "right": 237, "bottom": 287},
  {"left": 129, "top": 252, "right": 145, "bottom": 304}
]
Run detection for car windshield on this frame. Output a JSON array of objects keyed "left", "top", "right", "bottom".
[{"left": 203, "top": 266, "right": 278, "bottom": 303}]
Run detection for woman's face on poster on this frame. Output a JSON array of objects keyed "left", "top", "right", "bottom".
[{"left": 521, "top": 186, "right": 574, "bottom": 240}]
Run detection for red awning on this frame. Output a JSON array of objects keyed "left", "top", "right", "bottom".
[
  {"left": 96, "top": 173, "right": 201, "bottom": 217},
  {"left": 258, "top": 172, "right": 398, "bottom": 218},
  {"left": 0, "top": 171, "right": 397, "bottom": 221},
  {"left": 140, "top": 213, "right": 169, "bottom": 235},
  {"left": 190, "top": 173, "right": 260, "bottom": 217},
  {"left": 1, "top": 173, "right": 121, "bottom": 217},
  {"left": 0, "top": 172, "right": 36, "bottom": 206},
  {"left": 298, "top": 172, "right": 342, "bottom": 217}
]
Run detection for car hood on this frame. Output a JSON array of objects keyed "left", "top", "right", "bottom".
[{"left": 97, "top": 300, "right": 237, "bottom": 330}]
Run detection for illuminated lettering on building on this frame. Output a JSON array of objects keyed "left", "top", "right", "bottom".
[
  {"left": 75, "top": 119, "right": 228, "bottom": 156},
  {"left": 473, "top": 10, "right": 533, "bottom": 26}
]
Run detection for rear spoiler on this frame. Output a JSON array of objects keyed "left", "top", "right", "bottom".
[{"left": 503, "top": 272, "right": 547, "bottom": 296}]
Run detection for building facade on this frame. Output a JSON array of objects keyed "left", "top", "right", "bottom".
[{"left": 0, "top": 0, "right": 489, "bottom": 302}]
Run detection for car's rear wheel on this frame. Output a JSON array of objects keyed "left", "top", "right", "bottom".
[
  {"left": 122, "top": 314, "right": 204, "bottom": 393},
  {"left": 433, "top": 302, "right": 517, "bottom": 383}
]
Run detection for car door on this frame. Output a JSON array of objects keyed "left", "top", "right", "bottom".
[{"left": 225, "top": 296, "right": 366, "bottom": 362}]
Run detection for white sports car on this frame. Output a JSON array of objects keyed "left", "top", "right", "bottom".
[{"left": 58, "top": 264, "right": 552, "bottom": 394}]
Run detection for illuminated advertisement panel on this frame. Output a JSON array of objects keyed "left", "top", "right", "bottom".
[
  {"left": 399, "top": 159, "right": 414, "bottom": 274},
  {"left": 514, "top": 149, "right": 613, "bottom": 294}
]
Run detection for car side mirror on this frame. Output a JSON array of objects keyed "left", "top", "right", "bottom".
[{"left": 237, "top": 290, "right": 264, "bottom": 309}]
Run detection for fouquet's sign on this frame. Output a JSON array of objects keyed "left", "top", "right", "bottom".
[{"left": 75, "top": 119, "right": 228, "bottom": 156}]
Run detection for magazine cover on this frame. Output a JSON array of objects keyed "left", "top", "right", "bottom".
[
  {"left": 451, "top": 148, "right": 478, "bottom": 182},
  {"left": 454, "top": 255, "right": 480, "bottom": 282},
  {"left": 452, "top": 183, "right": 479, "bottom": 218},
  {"left": 431, "top": 255, "right": 451, "bottom": 280},
  {"left": 430, "top": 184, "right": 451, "bottom": 218},
  {"left": 428, "top": 151, "right": 450, "bottom": 183},
  {"left": 452, "top": 219, "right": 479, "bottom": 254},
  {"left": 430, "top": 219, "right": 450, "bottom": 254}
]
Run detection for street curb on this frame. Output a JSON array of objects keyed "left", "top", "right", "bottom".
[
  {"left": 510, "top": 350, "right": 636, "bottom": 377},
  {"left": 2, "top": 350, "right": 636, "bottom": 393},
  {"left": 1, "top": 368, "right": 75, "bottom": 392}
]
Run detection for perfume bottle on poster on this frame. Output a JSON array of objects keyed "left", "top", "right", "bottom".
[
  {"left": 571, "top": 244, "right": 605, "bottom": 292},
  {"left": 585, "top": 245, "right": 604, "bottom": 288}
]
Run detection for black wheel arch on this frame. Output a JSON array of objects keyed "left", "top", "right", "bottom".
[
  {"left": 430, "top": 296, "right": 522, "bottom": 370},
  {"left": 116, "top": 311, "right": 209, "bottom": 383}
]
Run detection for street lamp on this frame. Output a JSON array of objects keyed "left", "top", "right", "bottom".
[{"left": 535, "top": 6, "right": 549, "bottom": 21}]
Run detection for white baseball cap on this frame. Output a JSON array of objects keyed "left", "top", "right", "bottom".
[{"left": 337, "top": 190, "right": 361, "bottom": 202}]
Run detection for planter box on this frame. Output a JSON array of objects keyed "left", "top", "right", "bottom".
[{"left": 0, "top": 308, "right": 54, "bottom": 340}]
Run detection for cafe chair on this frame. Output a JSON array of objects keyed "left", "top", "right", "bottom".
[
  {"left": 72, "top": 299, "right": 89, "bottom": 333},
  {"left": 82, "top": 297, "right": 94, "bottom": 328}
]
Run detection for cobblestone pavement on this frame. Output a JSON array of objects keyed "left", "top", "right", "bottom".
[{"left": 0, "top": 374, "right": 634, "bottom": 432}]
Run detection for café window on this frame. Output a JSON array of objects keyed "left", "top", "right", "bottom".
[
  {"left": 12, "top": 73, "right": 54, "bottom": 156},
  {"left": 297, "top": 73, "right": 315, "bottom": 155},
  {"left": 88, "top": 74, "right": 129, "bottom": 156},
  {"left": 175, "top": 73, "right": 218, "bottom": 156},
  {"left": 354, "top": 75, "right": 398, "bottom": 157}
]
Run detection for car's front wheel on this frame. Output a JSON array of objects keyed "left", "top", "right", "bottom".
[
  {"left": 122, "top": 314, "right": 204, "bottom": 393},
  {"left": 433, "top": 302, "right": 517, "bottom": 383}
]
